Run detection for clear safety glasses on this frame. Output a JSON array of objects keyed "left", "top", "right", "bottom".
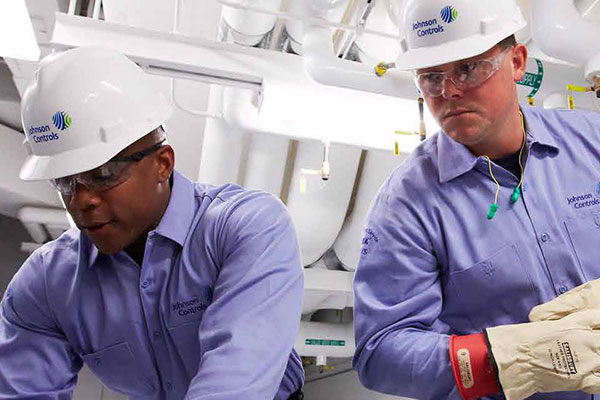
[
  {"left": 415, "top": 47, "right": 512, "bottom": 97},
  {"left": 50, "top": 139, "right": 166, "bottom": 196}
]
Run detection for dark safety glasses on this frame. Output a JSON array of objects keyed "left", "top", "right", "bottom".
[{"left": 50, "top": 139, "right": 166, "bottom": 196}]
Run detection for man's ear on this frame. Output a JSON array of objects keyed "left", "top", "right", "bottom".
[
  {"left": 155, "top": 145, "right": 175, "bottom": 183},
  {"left": 511, "top": 43, "right": 528, "bottom": 82}
]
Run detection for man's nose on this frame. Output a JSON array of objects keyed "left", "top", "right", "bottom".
[
  {"left": 441, "top": 77, "right": 464, "bottom": 100},
  {"left": 64, "top": 182, "right": 101, "bottom": 211}
]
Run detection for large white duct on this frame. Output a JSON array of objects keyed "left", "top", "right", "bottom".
[
  {"left": 285, "top": 141, "right": 361, "bottom": 266},
  {"left": 333, "top": 149, "right": 405, "bottom": 272},
  {"left": 102, "top": 0, "right": 174, "bottom": 33},
  {"left": 351, "top": 0, "right": 401, "bottom": 64},
  {"left": 222, "top": 0, "right": 282, "bottom": 46},
  {"left": 295, "top": 321, "right": 354, "bottom": 358},
  {"left": 529, "top": 0, "right": 600, "bottom": 81},
  {"left": 197, "top": 86, "right": 246, "bottom": 185},
  {"left": 242, "top": 132, "right": 289, "bottom": 196},
  {"left": 284, "top": 0, "right": 347, "bottom": 55}
]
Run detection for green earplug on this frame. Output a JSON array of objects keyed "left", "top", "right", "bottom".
[
  {"left": 487, "top": 203, "right": 499, "bottom": 220},
  {"left": 510, "top": 187, "right": 520, "bottom": 203}
]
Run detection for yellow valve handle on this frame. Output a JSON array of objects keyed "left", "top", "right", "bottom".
[
  {"left": 395, "top": 130, "right": 417, "bottom": 136},
  {"left": 394, "top": 130, "right": 418, "bottom": 156},
  {"left": 375, "top": 62, "right": 396, "bottom": 77},
  {"left": 566, "top": 84, "right": 590, "bottom": 92},
  {"left": 568, "top": 94, "right": 575, "bottom": 110},
  {"left": 375, "top": 62, "right": 387, "bottom": 77}
]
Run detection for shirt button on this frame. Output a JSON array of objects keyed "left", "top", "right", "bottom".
[
  {"left": 540, "top": 233, "right": 550, "bottom": 242},
  {"left": 141, "top": 280, "right": 150, "bottom": 289},
  {"left": 595, "top": 215, "right": 600, "bottom": 227},
  {"left": 521, "top": 183, "right": 527, "bottom": 192},
  {"left": 94, "top": 358, "right": 102, "bottom": 366},
  {"left": 153, "top": 331, "right": 162, "bottom": 340},
  {"left": 165, "top": 382, "right": 173, "bottom": 391},
  {"left": 559, "top": 285, "right": 568, "bottom": 294}
]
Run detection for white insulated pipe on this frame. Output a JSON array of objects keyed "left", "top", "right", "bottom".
[
  {"left": 242, "top": 132, "right": 289, "bottom": 197},
  {"left": 198, "top": 86, "right": 246, "bottom": 186},
  {"left": 286, "top": 141, "right": 361, "bottom": 266},
  {"left": 529, "top": 0, "right": 600, "bottom": 81},
  {"left": 303, "top": 24, "right": 419, "bottom": 99},
  {"left": 222, "top": 0, "right": 282, "bottom": 46},
  {"left": 333, "top": 150, "right": 405, "bottom": 271},
  {"left": 294, "top": 321, "right": 355, "bottom": 358},
  {"left": 18, "top": 207, "right": 71, "bottom": 244}
]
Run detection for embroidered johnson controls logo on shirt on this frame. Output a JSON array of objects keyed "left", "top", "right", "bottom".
[
  {"left": 567, "top": 186, "right": 600, "bottom": 209},
  {"left": 172, "top": 288, "right": 212, "bottom": 317},
  {"left": 360, "top": 228, "right": 379, "bottom": 257}
]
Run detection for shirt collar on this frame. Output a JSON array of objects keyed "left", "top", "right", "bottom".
[
  {"left": 437, "top": 106, "right": 560, "bottom": 183},
  {"left": 520, "top": 106, "right": 560, "bottom": 152},
  {"left": 152, "top": 170, "right": 196, "bottom": 247},
  {"left": 85, "top": 170, "right": 196, "bottom": 268}
]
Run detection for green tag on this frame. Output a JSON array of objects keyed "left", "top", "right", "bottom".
[
  {"left": 517, "top": 58, "right": 544, "bottom": 98},
  {"left": 305, "top": 339, "right": 346, "bottom": 346}
]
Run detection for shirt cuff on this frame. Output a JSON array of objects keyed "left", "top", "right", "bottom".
[{"left": 449, "top": 333, "right": 499, "bottom": 400}]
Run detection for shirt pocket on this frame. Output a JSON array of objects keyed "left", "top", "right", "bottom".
[
  {"left": 168, "top": 320, "right": 202, "bottom": 377},
  {"left": 82, "top": 342, "right": 155, "bottom": 396},
  {"left": 565, "top": 215, "right": 600, "bottom": 280},
  {"left": 448, "top": 244, "right": 539, "bottom": 331}
]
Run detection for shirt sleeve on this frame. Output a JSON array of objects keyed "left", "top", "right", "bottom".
[
  {"left": 184, "top": 192, "right": 304, "bottom": 400},
  {"left": 352, "top": 178, "right": 459, "bottom": 400},
  {"left": 0, "top": 250, "right": 82, "bottom": 399}
]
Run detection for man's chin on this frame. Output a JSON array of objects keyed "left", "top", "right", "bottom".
[{"left": 86, "top": 236, "right": 128, "bottom": 254}]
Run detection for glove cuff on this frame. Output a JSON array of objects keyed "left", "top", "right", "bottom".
[{"left": 449, "top": 333, "right": 499, "bottom": 400}]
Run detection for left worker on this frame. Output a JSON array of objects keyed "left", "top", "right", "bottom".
[{"left": 0, "top": 46, "right": 305, "bottom": 400}]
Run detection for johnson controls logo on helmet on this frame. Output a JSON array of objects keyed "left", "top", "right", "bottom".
[
  {"left": 52, "top": 111, "right": 71, "bottom": 131},
  {"left": 440, "top": 6, "right": 458, "bottom": 24},
  {"left": 28, "top": 124, "right": 58, "bottom": 143},
  {"left": 28, "top": 111, "right": 71, "bottom": 144},
  {"left": 412, "top": 5, "right": 458, "bottom": 38}
]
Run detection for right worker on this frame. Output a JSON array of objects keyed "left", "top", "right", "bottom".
[{"left": 352, "top": 0, "right": 600, "bottom": 399}]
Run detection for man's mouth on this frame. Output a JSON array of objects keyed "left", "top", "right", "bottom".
[
  {"left": 444, "top": 109, "right": 472, "bottom": 119},
  {"left": 80, "top": 221, "right": 111, "bottom": 232}
]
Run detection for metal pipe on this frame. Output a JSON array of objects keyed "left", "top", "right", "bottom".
[
  {"left": 92, "top": 0, "right": 102, "bottom": 19},
  {"left": 68, "top": 0, "right": 78, "bottom": 15},
  {"left": 219, "top": 0, "right": 401, "bottom": 39}
]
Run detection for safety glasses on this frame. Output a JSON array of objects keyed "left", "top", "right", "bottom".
[
  {"left": 50, "top": 139, "right": 166, "bottom": 196},
  {"left": 415, "top": 47, "right": 512, "bottom": 98}
]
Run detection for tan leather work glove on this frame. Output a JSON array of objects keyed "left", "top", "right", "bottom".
[
  {"left": 529, "top": 278, "right": 600, "bottom": 322},
  {"left": 485, "top": 309, "right": 600, "bottom": 400}
]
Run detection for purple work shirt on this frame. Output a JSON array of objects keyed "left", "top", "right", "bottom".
[
  {"left": 0, "top": 170, "right": 304, "bottom": 399},
  {"left": 353, "top": 106, "right": 600, "bottom": 399}
]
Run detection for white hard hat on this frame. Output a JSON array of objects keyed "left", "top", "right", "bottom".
[
  {"left": 395, "top": 0, "right": 527, "bottom": 70},
  {"left": 20, "top": 46, "right": 172, "bottom": 181}
]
